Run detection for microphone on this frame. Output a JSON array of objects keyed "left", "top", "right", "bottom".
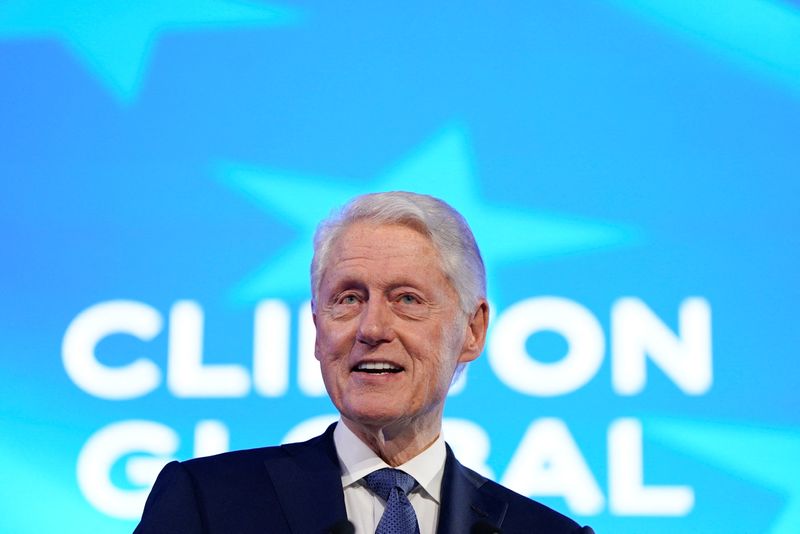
[
  {"left": 471, "top": 520, "right": 503, "bottom": 534},
  {"left": 327, "top": 519, "right": 355, "bottom": 534}
]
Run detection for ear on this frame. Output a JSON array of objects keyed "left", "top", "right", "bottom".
[
  {"left": 458, "top": 299, "right": 489, "bottom": 364},
  {"left": 312, "top": 311, "right": 322, "bottom": 362}
]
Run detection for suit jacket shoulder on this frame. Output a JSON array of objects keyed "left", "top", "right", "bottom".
[
  {"left": 135, "top": 428, "right": 347, "bottom": 533},
  {"left": 439, "top": 445, "right": 594, "bottom": 534}
]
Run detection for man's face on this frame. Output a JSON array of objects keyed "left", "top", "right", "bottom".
[{"left": 314, "top": 222, "right": 486, "bottom": 437}]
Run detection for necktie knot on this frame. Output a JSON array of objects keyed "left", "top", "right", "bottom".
[
  {"left": 364, "top": 468, "right": 417, "bottom": 500},
  {"left": 362, "top": 468, "right": 420, "bottom": 534}
]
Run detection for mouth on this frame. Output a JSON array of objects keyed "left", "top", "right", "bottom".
[{"left": 352, "top": 361, "right": 404, "bottom": 375}]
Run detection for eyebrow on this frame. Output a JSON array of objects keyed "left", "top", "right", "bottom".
[
  {"left": 385, "top": 280, "right": 425, "bottom": 292},
  {"left": 326, "top": 276, "right": 367, "bottom": 294}
]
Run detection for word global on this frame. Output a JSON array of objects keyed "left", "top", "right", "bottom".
[{"left": 79, "top": 416, "right": 694, "bottom": 520}]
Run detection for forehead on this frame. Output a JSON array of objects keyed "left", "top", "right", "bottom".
[{"left": 323, "top": 222, "right": 446, "bottom": 282}]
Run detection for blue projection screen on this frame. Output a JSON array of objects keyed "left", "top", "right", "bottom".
[{"left": 1, "top": 2, "right": 799, "bottom": 533}]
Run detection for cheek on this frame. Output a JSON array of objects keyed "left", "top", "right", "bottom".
[
  {"left": 432, "top": 326, "right": 465, "bottom": 374},
  {"left": 317, "top": 326, "right": 352, "bottom": 360}
]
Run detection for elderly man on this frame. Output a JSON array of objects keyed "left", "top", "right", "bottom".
[{"left": 135, "top": 192, "right": 593, "bottom": 533}]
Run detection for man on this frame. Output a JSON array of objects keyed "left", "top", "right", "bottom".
[{"left": 135, "top": 192, "right": 593, "bottom": 533}]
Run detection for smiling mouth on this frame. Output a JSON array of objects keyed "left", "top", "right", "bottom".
[{"left": 353, "top": 362, "right": 403, "bottom": 374}]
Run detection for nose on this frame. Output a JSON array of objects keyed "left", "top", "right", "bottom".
[{"left": 356, "top": 299, "right": 394, "bottom": 346}]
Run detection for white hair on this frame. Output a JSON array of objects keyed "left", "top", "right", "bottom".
[{"left": 310, "top": 191, "right": 486, "bottom": 315}]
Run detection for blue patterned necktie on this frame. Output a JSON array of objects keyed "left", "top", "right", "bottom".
[{"left": 363, "top": 468, "right": 421, "bottom": 534}]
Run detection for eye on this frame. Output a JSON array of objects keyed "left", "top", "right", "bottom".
[
  {"left": 337, "top": 293, "right": 360, "bottom": 305},
  {"left": 398, "top": 293, "right": 421, "bottom": 305}
]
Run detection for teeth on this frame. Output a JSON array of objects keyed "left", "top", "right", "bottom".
[{"left": 357, "top": 362, "right": 401, "bottom": 371}]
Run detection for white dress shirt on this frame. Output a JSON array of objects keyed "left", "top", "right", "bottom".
[{"left": 333, "top": 420, "right": 446, "bottom": 534}]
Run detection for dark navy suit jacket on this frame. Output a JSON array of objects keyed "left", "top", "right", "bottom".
[{"left": 135, "top": 424, "right": 593, "bottom": 533}]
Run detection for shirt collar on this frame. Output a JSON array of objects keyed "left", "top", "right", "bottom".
[{"left": 333, "top": 419, "right": 446, "bottom": 504}]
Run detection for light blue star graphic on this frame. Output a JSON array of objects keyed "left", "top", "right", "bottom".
[
  {"left": 0, "top": 0, "right": 300, "bottom": 103},
  {"left": 217, "top": 123, "right": 641, "bottom": 303},
  {"left": 610, "top": 0, "right": 800, "bottom": 96},
  {"left": 647, "top": 417, "right": 800, "bottom": 533}
]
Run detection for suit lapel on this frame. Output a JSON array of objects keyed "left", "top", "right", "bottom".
[
  {"left": 437, "top": 445, "right": 508, "bottom": 534},
  {"left": 263, "top": 424, "right": 348, "bottom": 533},
  {"left": 262, "top": 427, "right": 509, "bottom": 533}
]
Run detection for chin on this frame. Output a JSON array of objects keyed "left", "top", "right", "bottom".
[{"left": 344, "top": 407, "right": 405, "bottom": 428}]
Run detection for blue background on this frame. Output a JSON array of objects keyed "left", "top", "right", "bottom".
[{"left": 1, "top": 1, "right": 799, "bottom": 532}]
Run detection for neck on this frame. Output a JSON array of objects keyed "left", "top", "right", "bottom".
[{"left": 342, "top": 417, "right": 441, "bottom": 466}]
